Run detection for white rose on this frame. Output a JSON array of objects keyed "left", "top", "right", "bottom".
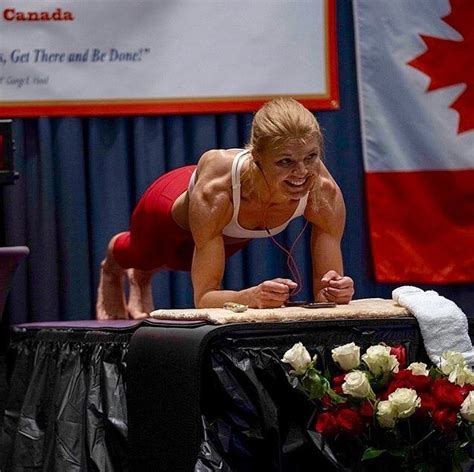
[
  {"left": 407, "top": 362, "right": 429, "bottom": 376},
  {"left": 460, "top": 392, "right": 474, "bottom": 422},
  {"left": 440, "top": 351, "right": 466, "bottom": 375},
  {"left": 376, "top": 400, "right": 397, "bottom": 428},
  {"left": 389, "top": 388, "right": 420, "bottom": 419},
  {"left": 331, "top": 342, "right": 361, "bottom": 371},
  {"left": 447, "top": 364, "right": 473, "bottom": 386},
  {"left": 362, "top": 345, "right": 399, "bottom": 376},
  {"left": 342, "top": 371, "right": 374, "bottom": 399},
  {"left": 465, "top": 368, "right": 474, "bottom": 386},
  {"left": 281, "top": 342, "right": 312, "bottom": 375}
]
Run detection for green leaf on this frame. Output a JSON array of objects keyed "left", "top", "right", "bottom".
[
  {"left": 414, "top": 464, "right": 430, "bottom": 472},
  {"left": 379, "top": 370, "right": 392, "bottom": 387},
  {"left": 429, "top": 367, "right": 444, "bottom": 379},
  {"left": 388, "top": 449, "right": 406, "bottom": 457},
  {"left": 309, "top": 381, "right": 326, "bottom": 400},
  {"left": 301, "top": 369, "right": 327, "bottom": 400},
  {"left": 361, "top": 448, "right": 386, "bottom": 461},
  {"left": 306, "top": 367, "right": 317, "bottom": 378},
  {"left": 452, "top": 446, "right": 469, "bottom": 467},
  {"left": 327, "top": 388, "right": 345, "bottom": 404}
]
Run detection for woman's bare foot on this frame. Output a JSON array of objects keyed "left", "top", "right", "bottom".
[
  {"left": 96, "top": 235, "right": 128, "bottom": 319},
  {"left": 127, "top": 268, "right": 155, "bottom": 319}
]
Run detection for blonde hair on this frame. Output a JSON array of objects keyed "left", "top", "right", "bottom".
[
  {"left": 249, "top": 97, "right": 323, "bottom": 157},
  {"left": 245, "top": 97, "right": 324, "bottom": 210}
]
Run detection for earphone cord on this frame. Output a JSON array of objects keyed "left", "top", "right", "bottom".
[
  {"left": 256, "top": 159, "right": 308, "bottom": 298},
  {"left": 265, "top": 220, "right": 308, "bottom": 298}
]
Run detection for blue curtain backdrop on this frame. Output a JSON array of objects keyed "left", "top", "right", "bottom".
[{"left": 2, "top": 1, "right": 473, "bottom": 324}]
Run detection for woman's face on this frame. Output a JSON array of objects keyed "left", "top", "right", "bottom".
[{"left": 257, "top": 137, "right": 321, "bottom": 201}]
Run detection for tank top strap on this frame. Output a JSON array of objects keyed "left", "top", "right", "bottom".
[
  {"left": 187, "top": 148, "right": 248, "bottom": 197},
  {"left": 293, "top": 192, "right": 309, "bottom": 218},
  {"left": 187, "top": 168, "right": 197, "bottom": 194}
]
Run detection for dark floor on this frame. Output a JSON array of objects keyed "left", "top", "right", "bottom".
[{"left": 0, "top": 354, "right": 7, "bottom": 430}]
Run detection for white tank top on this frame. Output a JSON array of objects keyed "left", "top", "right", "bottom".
[{"left": 188, "top": 149, "right": 309, "bottom": 239}]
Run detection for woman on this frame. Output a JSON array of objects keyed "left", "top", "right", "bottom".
[{"left": 96, "top": 98, "right": 354, "bottom": 319}]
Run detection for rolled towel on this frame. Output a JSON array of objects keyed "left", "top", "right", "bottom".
[
  {"left": 392, "top": 286, "right": 424, "bottom": 304},
  {"left": 393, "top": 286, "right": 474, "bottom": 367}
]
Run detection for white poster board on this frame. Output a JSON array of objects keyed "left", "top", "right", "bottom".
[{"left": 0, "top": 0, "right": 338, "bottom": 116}]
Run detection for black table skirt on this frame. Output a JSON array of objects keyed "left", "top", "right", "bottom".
[
  {"left": 1, "top": 328, "right": 133, "bottom": 472},
  {"left": 1, "top": 318, "right": 472, "bottom": 472},
  {"left": 126, "top": 318, "right": 426, "bottom": 472}
]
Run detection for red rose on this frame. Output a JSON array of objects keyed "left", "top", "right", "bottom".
[
  {"left": 390, "top": 369, "right": 432, "bottom": 393},
  {"left": 359, "top": 400, "right": 374, "bottom": 420},
  {"left": 393, "top": 370, "right": 412, "bottom": 382},
  {"left": 432, "top": 378, "right": 464, "bottom": 408},
  {"left": 432, "top": 408, "right": 458, "bottom": 433},
  {"left": 385, "top": 372, "right": 413, "bottom": 396},
  {"left": 315, "top": 411, "right": 339, "bottom": 437},
  {"left": 336, "top": 408, "right": 365, "bottom": 436},
  {"left": 386, "top": 378, "right": 408, "bottom": 396},
  {"left": 460, "top": 385, "right": 474, "bottom": 398},
  {"left": 409, "top": 373, "right": 432, "bottom": 392},
  {"left": 418, "top": 393, "right": 436, "bottom": 416},
  {"left": 390, "top": 345, "right": 407, "bottom": 368},
  {"left": 332, "top": 373, "right": 346, "bottom": 387},
  {"left": 331, "top": 374, "right": 346, "bottom": 395},
  {"left": 320, "top": 394, "right": 332, "bottom": 408}
]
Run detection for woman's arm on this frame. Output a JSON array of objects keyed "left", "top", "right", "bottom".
[
  {"left": 307, "top": 171, "right": 354, "bottom": 304},
  {"left": 190, "top": 193, "right": 296, "bottom": 308},
  {"left": 189, "top": 151, "right": 296, "bottom": 308}
]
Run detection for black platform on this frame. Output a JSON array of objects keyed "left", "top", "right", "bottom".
[{"left": 1, "top": 317, "right": 472, "bottom": 471}]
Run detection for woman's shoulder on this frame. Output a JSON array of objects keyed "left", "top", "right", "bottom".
[
  {"left": 197, "top": 148, "right": 244, "bottom": 176},
  {"left": 189, "top": 149, "right": 243, "bottom": 235},
  {"left": 191, "top": 148, "right": 243, "bottom": 201},
  {"left": 321, "top": 169, "right": 343, "bottom": 206},
  {"left": 194, "top": 148, "right": 246, "bottom": 191},
  {"left": 306, "top": 162, "right": 346, "bottom": 230}
]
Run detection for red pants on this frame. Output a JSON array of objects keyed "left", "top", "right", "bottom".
[{"left": 113, "top": 166, "right": 247, "bottom": 271}]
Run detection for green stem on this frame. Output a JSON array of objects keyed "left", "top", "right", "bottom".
[{"left": 413, "top": 428, "right": 436, "bottom": 450}]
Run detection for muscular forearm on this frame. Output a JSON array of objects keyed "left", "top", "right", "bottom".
[
  {"left": 195, "top": 277, "right": 297, "bottom": 309},
  {"left": 195, "top": 287, "right": 256, "bottom": 309}
]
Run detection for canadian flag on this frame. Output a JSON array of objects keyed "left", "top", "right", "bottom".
[{"left": 353, "top": 0, "right": 474, "bottom": 283}]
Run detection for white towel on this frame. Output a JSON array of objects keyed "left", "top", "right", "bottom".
[{"left": 392, "top": 286, "right": 474, "bottom": 367}]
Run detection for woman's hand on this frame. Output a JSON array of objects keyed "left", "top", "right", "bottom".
[
  {"left": 317, "top": 270, "right": 354, "bottom": 304},
  {"left": 250, "top": 278, "right": 297, "bottom": 308}
]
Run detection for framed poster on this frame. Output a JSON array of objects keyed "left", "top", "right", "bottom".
[{"left": 0, "top": 0, "right": 338, "bottom": 116}]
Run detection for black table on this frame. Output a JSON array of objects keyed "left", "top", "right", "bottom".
[{"left": 1, "top": 317, "right": 472, "bottom": 471}]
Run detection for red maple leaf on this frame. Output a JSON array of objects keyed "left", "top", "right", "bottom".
[{"left": 407, "top": 0, "right": 474, "bottom": 134}]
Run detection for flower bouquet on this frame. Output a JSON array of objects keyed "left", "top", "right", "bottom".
[{"left": 282, "top": 342, "right": 474, "bottom": 471}]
